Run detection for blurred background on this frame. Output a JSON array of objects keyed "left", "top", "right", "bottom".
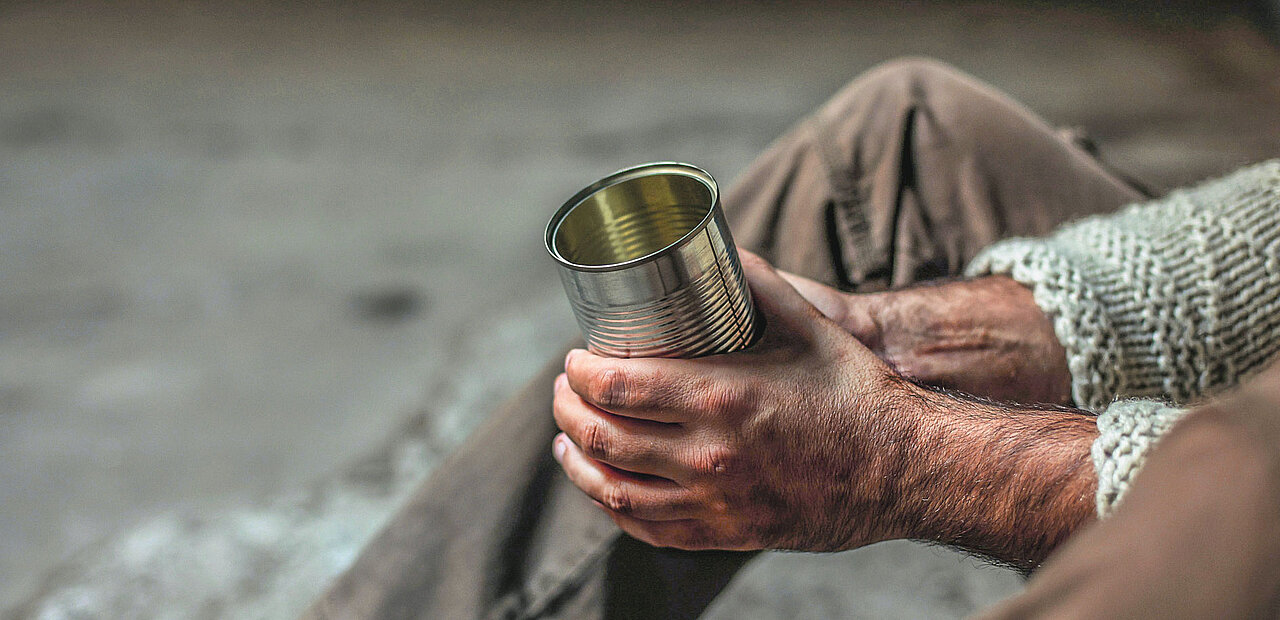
[{"left": 2, "top": 0, "right": 1279, "bottom": 617}]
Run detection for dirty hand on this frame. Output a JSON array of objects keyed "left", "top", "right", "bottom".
[
  {"left": 781, "top": 272, "right": 1072, "bottom": 405},
  {"left": 552, "top": 250, "right": 924, "bottom": 552}
]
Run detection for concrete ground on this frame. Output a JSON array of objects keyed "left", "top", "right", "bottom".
[{"left": 2, "top": 1, "right": 1279, "bottom": 617}]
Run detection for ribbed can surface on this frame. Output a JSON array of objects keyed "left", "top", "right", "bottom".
[{"left": 546, "top": 162, "right": 759, "bottom": 358}]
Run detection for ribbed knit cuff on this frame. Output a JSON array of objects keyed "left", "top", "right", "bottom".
[{"left": 1091, "top": 399, "right": 1188, "bottom": 517}]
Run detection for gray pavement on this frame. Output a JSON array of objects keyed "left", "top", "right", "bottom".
[{"left": 2, "top": 1, "right": 1279, "bottom": 616}]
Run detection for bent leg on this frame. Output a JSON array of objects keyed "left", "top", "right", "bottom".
[
  {"left": 305, "top": 58, "right": 1147, "bottom": 620},
  {"left": 728, "top": 57, "right": 1145, "bottom": 290},
  {"left": 304, "top": 354, "right": 602, "bottom": 619}
]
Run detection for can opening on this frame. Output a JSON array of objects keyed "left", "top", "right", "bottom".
[{"left": 551, "top": 169, "right": 714, "bottom": 267}]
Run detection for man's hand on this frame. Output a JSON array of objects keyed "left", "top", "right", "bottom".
[
  {"left": 781, "top": 273, "right": 1072, "bottom": 406},
  {"left": 553, "top": 250, "right": 919, "bottom": 552},
  {"left": 553, "top": 251, "right": 1098, "bottom": 567}
]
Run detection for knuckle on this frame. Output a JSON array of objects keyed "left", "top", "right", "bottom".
[
  {"left": 689, "top": 444, "right": 737, "bottom": 477},
  {"left": 738, "top": 251, "right": 771, "bottom": 272},
  {"left": 705, "top": 494, "right": 732, "bottom": 517},
  {"left": 600, "top": 482, "right": 635, "bottom": 515},
  {"left": 696, "top": 381, "right": 746, "bottom": 414},
  {"left": 579, "top": 420, "right": 613, "bottom": 461},
  {"left": 590, "top": 368, "right": 627, "bottom": 409}
]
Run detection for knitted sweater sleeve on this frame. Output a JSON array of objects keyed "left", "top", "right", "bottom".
[
  {"left": 1090, "top": 399, "right": 1187, "bottom": 515},
  {"left": 964, "top": 160, "right": 1280, "bottom": 514}
]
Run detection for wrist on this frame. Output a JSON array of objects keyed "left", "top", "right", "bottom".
[
  {"left": 853, "top": 376, "right": 934, "bottom": 544},
  {"left": 885, "top": 383, "right": 1097, "bottom": 569}
]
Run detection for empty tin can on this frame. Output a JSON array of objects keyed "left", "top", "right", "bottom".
[{"left": 546, "top": 162, "right": 759, "bottom": 358}]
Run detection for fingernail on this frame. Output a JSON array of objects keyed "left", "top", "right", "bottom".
[
  {"left": 555, "top": 373, "right": 567, "bottom": 390},
  {"left": 564, "top": 349, "right": 578, "bottom": 370},
  {"left": 552, "top": 435, "right": 568, "bottom": 462}
]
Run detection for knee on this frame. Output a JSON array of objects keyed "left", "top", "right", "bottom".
[
  {"left": 826, "top": 56, "right": 972, "bottom": 112},
  {"left": 867, "top": 57, "right": 964, "bottom": 83}
]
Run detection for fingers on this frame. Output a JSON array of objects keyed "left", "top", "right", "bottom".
[
  {"left": 737, "top": 250, "right": 885, "bottom": 371},
  {"left": 553, "top": 374, "right": 689, "bottom": 479},
  {"left": 777, "top": 269, "right": 881, "bottom": 347},
  {"left": 552, "top": 433, "right": 699, "bottom": 521},
  {"left": 603, "top": 511, "right": 735, "bottom": 551},
  {"left": 737, "top": 249, "right": 861, "bottom": 349},
  {"left": 564, "top": 349, "right": 746, "bottom": 422},
  {"left": 777, "top": 269, "right": 852, "bottom": 325},
  {"left": 737, "top": 249, "right": 823, "bottom": 325}
]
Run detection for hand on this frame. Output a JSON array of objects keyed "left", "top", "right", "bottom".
[
  {"left": 780, "top": 273, "right": 1072, "bottom": 405},
  {"left": 552, "top": 250, "right": 923, "bottom": 552},
  {"left": 552, "top": 251, "right": 1098, "bottom": 566}
]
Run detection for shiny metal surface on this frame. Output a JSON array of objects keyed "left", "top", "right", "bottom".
[{"left": 547, "top": 162, "right": 759, "bottom": 358}]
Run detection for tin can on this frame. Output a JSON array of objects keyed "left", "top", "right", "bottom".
[{"left": 546, "top": 162, "right": 759, "bottom": 358}]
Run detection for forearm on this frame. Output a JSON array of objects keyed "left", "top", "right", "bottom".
[{"left": 885, "top": 381, "right": 1098, "bottom": 571}]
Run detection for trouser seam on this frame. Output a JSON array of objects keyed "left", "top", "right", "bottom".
[{"left": 805, "top": 114, "right": 876, "bottom": 286}]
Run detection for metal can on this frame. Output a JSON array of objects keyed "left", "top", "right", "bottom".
[{"left": 546, "top": 162, "right": 759, "bottom": 358}]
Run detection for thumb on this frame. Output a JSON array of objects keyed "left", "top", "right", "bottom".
[
  {"left": 736, "top": 249, "right": 881, "bottom": 364},
  {"left": 775, "top": 269, "right": 880, "bottom": 348},
  {"left": 737, "top": 249, "right": 833, "bottom": 331},
  {"left": 776, "top": 269, "right": 850, "bottom": 326}
]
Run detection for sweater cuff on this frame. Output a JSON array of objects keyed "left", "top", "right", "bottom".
[
  {"left": 964, "top": 239, "right": 1119, "bottom": 412},
  {"left": 1090, "top": 399, "right": 1188, "bottom": 517}
]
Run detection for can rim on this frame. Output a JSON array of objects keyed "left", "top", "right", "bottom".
[{"left": 545, "top": 161, "right": 720, "bottom": 273}]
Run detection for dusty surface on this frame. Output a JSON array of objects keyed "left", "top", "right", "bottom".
[{"left": 3, "top": 1, "right": 1279, "bottom": 616}]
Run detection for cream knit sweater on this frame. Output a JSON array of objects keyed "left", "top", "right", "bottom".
[{"left": 965, "top": 160, "right": 1280, "bottom": 515}]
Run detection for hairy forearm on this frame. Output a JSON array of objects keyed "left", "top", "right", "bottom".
[{"left": 883, "top": 380, "right": 1098, "bottom": 571}]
